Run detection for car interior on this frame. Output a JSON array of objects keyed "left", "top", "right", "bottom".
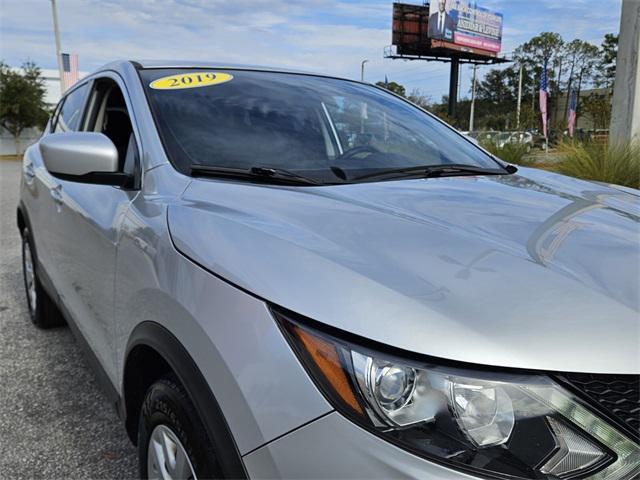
[{"left": 84, "top": 79, "right": 138, "bottom": 178}]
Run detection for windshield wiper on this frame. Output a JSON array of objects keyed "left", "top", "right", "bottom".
[
  {"left": 190, "top": 164, "right": 321, "bottom": 186},
  {"left": 345, "top": 163, "right": 517, "bottom": 183}
]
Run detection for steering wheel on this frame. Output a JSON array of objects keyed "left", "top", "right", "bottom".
[{"left": 337, "top": 145, "right": 381, "bottom": 162}]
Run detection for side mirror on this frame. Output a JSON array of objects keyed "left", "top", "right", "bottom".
[{"left": 39, "top": 132, "right": 132, "bottom": 187}]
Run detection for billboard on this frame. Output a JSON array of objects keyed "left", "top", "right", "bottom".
[
  {"left": 392, "top": 3, "right": 430, "bottom": 55},
  {"left": 428, "top": 0, "right": 503, "bottom": 53}
]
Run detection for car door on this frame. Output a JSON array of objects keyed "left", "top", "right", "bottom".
[
  {"left": 25, "top": 82, "right": 91, "bottom": 293},
  {"left": 47, "top": 73, "right": 142, "bottom": 382}
]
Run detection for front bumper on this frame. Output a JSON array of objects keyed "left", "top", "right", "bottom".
[{"left": 243, "top": 411, "right": 479, "bottom": 479}]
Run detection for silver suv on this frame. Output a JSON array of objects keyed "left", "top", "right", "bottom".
[{"left": 17, "top": 61, "right": 639, "bottom": 479}]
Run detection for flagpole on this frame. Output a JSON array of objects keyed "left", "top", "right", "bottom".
[
  {"left": 50, "top": 0, "right": 65, "bottom": 94},
  {"left": 540, "top": 58, "right": 549, "bottom": 156}
]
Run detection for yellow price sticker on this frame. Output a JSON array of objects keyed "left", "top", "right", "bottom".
[{"left": 149, "top": 72, "right": 234, "bottom": 90}]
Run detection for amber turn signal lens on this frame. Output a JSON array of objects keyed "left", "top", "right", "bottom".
[{"left": 292, "top": 325, "right": 363, "bottom": 415}]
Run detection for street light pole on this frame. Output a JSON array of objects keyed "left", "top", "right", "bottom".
[
  {"left": 360, "top": 59, "right": 369, "bottom": 82},
  {"left": 469, "top": 64, "right": 478, "bottom": 132},
  {"left": 50, "top": 0, "right": 65, "bottom": 94}
]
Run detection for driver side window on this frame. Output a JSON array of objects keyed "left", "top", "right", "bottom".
[
  {"left": 83, "top": 79, "right": 138, "bottom": 177},
  {"left": 53, "top": 83, "right": 89, "bottom": 133}
]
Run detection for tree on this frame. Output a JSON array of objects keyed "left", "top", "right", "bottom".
[
  {"left": 514, "top": 32, "right": 565, "bottom": 129},
  {"left": 473, "top": 67, "right": 520, "bottom": 130},
  {"left": 570, "top": 42, "right": 600, "bottom": 121},
  {"left": 446, "top": 31, "right": 614, "bottom": 134},
  {"left": 375, "top": 80, "right": 406, "bottom": 97},
  {"left": 406, "top": 88, "right": 431, "bottom": 109},
  {"left": 595, "top": 33, "right": 618, "bottom": 88},
  {"left": 514, "top": 32, "right": 565, "bottom": 88},
  {"left": 565, "top": 41, "right": 599, "bottom": 90},
  {"left": 0, "top": 61, "right": 49, "bottom": 155},
  {"left": 476, "top": 68, "right": 517, "bottom": 107},
  {"left": 582, "top": 91, "right": 612, "bottom": 130},
  {"left": 518, "top": 103, "right": 537, "bottom": 132},
  {"left": 515, "top": 32, "right": 564, "bottom": 66}
]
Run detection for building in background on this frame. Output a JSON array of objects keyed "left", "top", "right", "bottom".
[
  {"left": 0, "top": 66, "right": 87, "bottom": 156},
  {"left": 551, "top": 87, "right": 613, "bottom": 134},
  {"left": 26, "top": 67, "right": 87, "bottom": 107}
]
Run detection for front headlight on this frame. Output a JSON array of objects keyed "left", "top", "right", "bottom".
[{"left": 276, "top": 309, "right": 640, "bottom": 480}]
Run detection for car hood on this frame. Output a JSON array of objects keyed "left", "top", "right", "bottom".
[{"left": 168, "top": 167, "right": 640, "bottom": 374}]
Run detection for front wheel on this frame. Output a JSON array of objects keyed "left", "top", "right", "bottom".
[
  {"left": 21, "top": 228, "right": 64, "bottom": 328},
  {"left": 138, "top": 374, "right": 223, "bottom": 479}
]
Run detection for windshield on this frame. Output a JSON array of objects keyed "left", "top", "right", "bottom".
[{"left": 141, "top": 69, "right": 504, "bottom": 184}]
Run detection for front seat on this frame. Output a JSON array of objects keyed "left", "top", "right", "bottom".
[{"left": 103, "top": 108, "right": 132, "bottom": 170}]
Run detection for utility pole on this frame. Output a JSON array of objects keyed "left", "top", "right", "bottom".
[
  {"left": 50, "top": 0, "right": 65, "bottom": 94},
  {"left": 360, "top": 59, "right": 369, "bottom": 82},
  {"left": 469, "top": 64, "right": 477, "bottom": 132},
  {"left": 516, "top": 63, "right": 523, "bottom": 129}
]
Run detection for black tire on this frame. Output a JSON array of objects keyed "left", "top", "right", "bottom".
[
  {"left": 21, "top": 228, "right": 65, "bottom": 328},
  {"left": 138, "top": 373, "right": 224, "bottom": 479}
]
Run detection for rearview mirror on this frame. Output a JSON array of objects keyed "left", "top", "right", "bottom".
[{"left": 39, "top": 132, "right": 131, "bottom": 187}]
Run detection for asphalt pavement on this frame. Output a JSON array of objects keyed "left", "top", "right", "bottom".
[{"left": 0, "top": 160, "right": 137, "bottom": 478}]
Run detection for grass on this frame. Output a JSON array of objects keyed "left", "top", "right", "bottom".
[
  {"left": 552, "top": 141, "right": 640, "bottom": 189},
  {"left": 480, "top": 140, "right": 535, "bottom": 167}
]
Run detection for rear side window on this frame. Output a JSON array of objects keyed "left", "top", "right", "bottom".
[{"left": 54, "top": 83, "right": 89, "bottom": 133}]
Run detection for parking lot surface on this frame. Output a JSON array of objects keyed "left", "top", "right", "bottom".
[{"left": 0, "top": 160, "right": 137, "bottom": 478}]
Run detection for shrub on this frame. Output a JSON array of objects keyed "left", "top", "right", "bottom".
[
  {"left": 480, "top": 140, "right": 534, "bottom": 166},
  {"left": 553, "top": 141, "right": 640, "bottom": 189}
]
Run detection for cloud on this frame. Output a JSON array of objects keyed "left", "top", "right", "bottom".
[{"left": 0, "top": 0, "right": 623, "bottom": 100}]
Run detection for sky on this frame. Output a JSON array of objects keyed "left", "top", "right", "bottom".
[{"left": 0, "top": 0, "right": 622, "bottom": 102}]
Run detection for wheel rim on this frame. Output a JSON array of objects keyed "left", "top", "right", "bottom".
[
  {"left": 23, "top": 241, "right": 37, "bottom": 313},
  {"left": 148, "top": 424, "right": 197, "bottom": 480}
]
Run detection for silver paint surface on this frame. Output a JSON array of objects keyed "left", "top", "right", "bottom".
[
  {"left": 18, "top": 60, "right": 640, "bottom": 475},
  {"left": 39, "top": 132, "right": 119, "bottom": 176},
  {"left": 113, "top": 166, "right": 331, "bottom": 455},
  {"left": 170, "top": 167, "right": 640, "bottom": 374},
  {"left": 243, "top": 412, "right": 479, "bottom": 479}
]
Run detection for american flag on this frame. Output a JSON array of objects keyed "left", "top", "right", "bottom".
[
  {"left": 61, "top": 53, "right": 79, "bottom": 91},
  {"left": 539, "top": 59, "right": 549, "bottom": 138},
  {"left": 567, "top": 89, "right": 577, "bottom": 138}
]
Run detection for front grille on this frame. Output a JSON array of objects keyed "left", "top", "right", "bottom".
[{"left": 559, "top": 373, "right": 640, "bottom": 435}]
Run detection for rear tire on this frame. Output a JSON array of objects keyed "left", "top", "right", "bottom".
[
  {"left": 138, "top": 373, "right": 223, "bottom": 479},
  {"left": 21, "top": 228, "right": 65, "bottom": 328}
]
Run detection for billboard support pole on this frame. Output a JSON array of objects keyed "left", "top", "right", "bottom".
[{"left": 448, "top": 57, "right": 459, "bottom": 120}]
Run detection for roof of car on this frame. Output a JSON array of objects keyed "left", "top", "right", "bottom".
[{"left": 96, "top": 59, "right": 335, "bottom": 79}]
